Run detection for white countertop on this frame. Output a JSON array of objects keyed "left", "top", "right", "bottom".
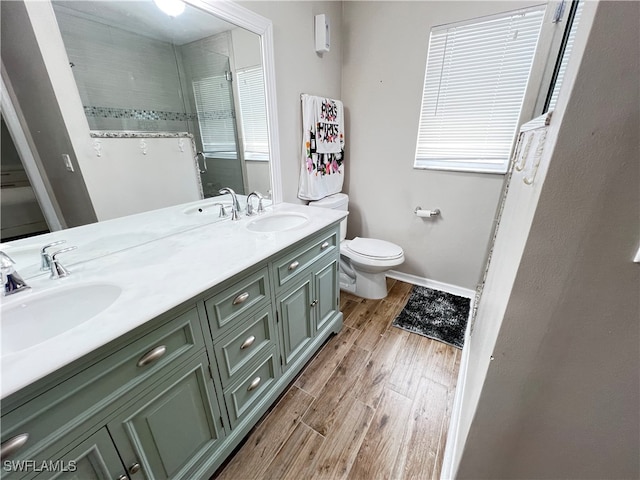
[
  {"left": 0, "top": 202, "right": 346, "bottom": 399},
  {"left": 0, "top": 194, "right": 253, "bottom": 280}
]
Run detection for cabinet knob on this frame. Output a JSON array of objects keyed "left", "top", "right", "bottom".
[
  {"left": 0, "top": 433, "right": 29, "bottom": 460},
  {"left": 240, "top": 335, "right": 256, "bottom": 350},
  {"left": 232, "top": 291, "right": 250, "bottom": 305},
  {"left": 288, "top": 261, "right": 299, "bottom": 271},
  {"left": 117, "top": 475, "right": 127, "bottom": 480},
  {"left": 136, "top": 345, "right": 167, "bottom": 367},
  {"left": 320, "top": 241, "right": 330, "bottom": 250},
  {"left": 310, "top": 299, "right": 319, "bottom": 307},
  {"left": 247, "top": 376, "right": 261, "bottom": 391},
  {"left": 128, "top": 462, "right": 141, "bottom": 474}
]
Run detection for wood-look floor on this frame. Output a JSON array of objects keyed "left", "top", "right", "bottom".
[{"left": 214, "top": 279, "right": 461, "bottom": 480}]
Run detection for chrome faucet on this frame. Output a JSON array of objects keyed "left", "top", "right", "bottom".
[
  {"left": 1, "top": 251, "right": 30, "bottom": 296},
  {"left": 213, "top": 203, "right": 229, "bottom": 218},
  {"left": 41, "top": 240, "right": 66, "bottom": 272},
  {"left": 49, "top": 246, "right": 78, "bottom": 279},
  {"left": 218, "top": 187, "right": 241, "bottom": 221},
  {"left": 246, "top": 191, "right": 265, "bottom": 216}
]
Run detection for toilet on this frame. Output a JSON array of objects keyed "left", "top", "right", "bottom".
[{"left": 308, "top": 193, "right": 404, "bottom": 300}]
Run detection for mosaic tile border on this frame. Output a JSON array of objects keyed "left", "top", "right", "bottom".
[
  {"left": 84, "top": 106, "right": 235, "bottom": 122},
  {"left": 90, "top": 131, "right": 194, "bottom": 139}
]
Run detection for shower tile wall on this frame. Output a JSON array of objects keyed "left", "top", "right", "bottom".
[{"left": 54, "top": 8, "right": 189, "bottom": 132}]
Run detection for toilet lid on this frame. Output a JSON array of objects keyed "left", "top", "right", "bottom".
[{"left": 347, "top": 237, "right": 403, "bottom": 259}]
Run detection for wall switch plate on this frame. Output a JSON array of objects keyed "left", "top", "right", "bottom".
[{"left": 62, "top": 154, "right": 74, "bottom": 172}]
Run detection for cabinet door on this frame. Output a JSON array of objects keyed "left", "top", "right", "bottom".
[
  {"left": 31, "top": 428, "right": 126, "bottom": 480},
  {"left": 277, "top": 276, "right": 314, "bottom": 368},
  {"left": 107, "top": 354, "right": 225, "bottom": 480},
  {"left": 314, "top": 260, "right": 339, "bottom": 333}
]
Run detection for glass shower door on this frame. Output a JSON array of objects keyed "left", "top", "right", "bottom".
[{"left": 191, "top": 54, "right": 244, "bottom": 198}]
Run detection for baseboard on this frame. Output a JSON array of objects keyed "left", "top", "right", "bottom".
[
  {"left": 440, "top": 318, "right": 472, "bottom": 479},
  {"left": 386, "top": 270, "right": 475, "bottom": 299}
]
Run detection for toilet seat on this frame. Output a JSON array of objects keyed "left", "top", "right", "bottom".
[
  {"left": 345, "top": 237, "right": 403, "bottom": 260},
  {"left": 341, "top": 238, "right": 404, "bottom": 271}
]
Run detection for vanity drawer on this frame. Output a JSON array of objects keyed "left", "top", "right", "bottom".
[
  {"left": 223, "top": 349, "right": 279, "bottom": 429},
  {"left": 0, "top": 307, "right": 205, "bottom": 470},
  {"left": 205, "top": 267, "right": 270, "bottom": 333},
  {"left": 213, "top": 306, "right": 276, "bottom": 387},
  {"left": 274, "top": 229, "right": 338, "bottom": 288}
]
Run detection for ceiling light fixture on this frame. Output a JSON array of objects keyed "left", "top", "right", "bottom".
[{"left": 153, "top": 0, "right": 185, "bottom": 17}]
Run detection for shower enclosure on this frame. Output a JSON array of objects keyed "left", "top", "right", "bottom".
[{"left": 53, "top": 1, "right": 248, "bottom": 197}]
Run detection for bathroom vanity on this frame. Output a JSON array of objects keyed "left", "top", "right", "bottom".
[{"left": 0, "top": 202, "right": 346, "bottom": 480}]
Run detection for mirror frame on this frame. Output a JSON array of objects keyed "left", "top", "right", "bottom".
[{"left": 184, "top": 0, "right": 282, "bottom": 204}]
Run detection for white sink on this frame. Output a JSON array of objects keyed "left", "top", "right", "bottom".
[
  {"left": 246, "top": 213, "right": 309, "bottom": 233},
  {"left": 1, "top": 283, "right": 122, "bottom": 355}
]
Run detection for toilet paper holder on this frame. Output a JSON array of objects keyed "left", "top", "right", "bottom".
[{"left": 414, "top": 206, "right": 441, "bottom": 218}]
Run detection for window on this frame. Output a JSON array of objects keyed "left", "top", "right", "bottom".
[
  {"left": 415, "top": 6, "right": 545, "bottom": 174},
  {"left": 192, "top": 75, "right": 237, "bottom": 154},
  {"left": 545, "top": 0, "right": 584, "bottom": 112},
  {"left": 237, "top": 66, "right": 269, "bottom": 161}
]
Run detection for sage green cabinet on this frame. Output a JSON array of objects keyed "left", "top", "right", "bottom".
[
  {"left": 276, "top": 259, "right": 339, "bottom": 371},
  {"left": 31, "top": 429, "right": 126, "bottom": 480},
  {"left": 315, "top": 260, "right": 339, "bottom": 334},
  {"left": 222, "top": 349, "right": 279, "bottom": 428},
  {"left": 107, "top": 353, "right": 225, "bottom": 480},
  {"left": 277, "top": 276, "right": 314, "bottom": 368},
  {"left": 0, "top": 306, "right": 211, "bottom": 480},
  {"left": 2, "top": 223, "right": 343, "bottom": 480}
]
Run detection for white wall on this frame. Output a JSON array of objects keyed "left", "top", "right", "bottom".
[
  {"left": 341, "top": 1, "right": 542, "bottom": 291},
  {"left": 239, "top": 1, "right": 344, "bottom": 204},
  {"left": 454, "top": 1, "right": 640, "bottom": 477},
  {"left": 89, "top": 137, "right": 201, "bottom": 221}
]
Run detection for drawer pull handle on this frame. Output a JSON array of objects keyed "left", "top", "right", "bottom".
[
  {"left": 128, "top": 462, "right": 141, "bottom": 474},
  {"left": 288, "top": 261, "right": 300, "bottom": 271},
  {"left": 137, "top": 345, "right": 167, "bottom": 367},
  {"left": 240, "top": 335, "right": 256, "bottom": 350},
  {"left": 310, "top": 299, "right": 319, "bottom": 307},
  {"left": 321, "top": 241, "right": 330, "bottom": 250},
  {"left": 0, "top": 433, "right": 29, "bottom": 460},
  {"left": 247, "top": 376, "right": 261, "bottom": 391},
  {"left": 233, "top": 292, "right": 250, "bottom": 305}
]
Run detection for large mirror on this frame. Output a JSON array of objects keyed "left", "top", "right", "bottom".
[
  {"left": 52, "top": 0, "right": 271, "bottom": 198},
  {"left": 0, "top": 0, "right": 281, "bottom": 276}
]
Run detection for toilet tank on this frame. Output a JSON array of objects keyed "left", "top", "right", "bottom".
[{"left": 308, "top": 193, "right": 348, "bottom": 241}]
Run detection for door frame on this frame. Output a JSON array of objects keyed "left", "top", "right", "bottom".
[{"left": 1, "top": 68, "right": 64, "bottom": 232}]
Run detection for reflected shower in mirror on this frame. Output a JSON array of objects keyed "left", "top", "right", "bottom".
[
  {"left": 1, "top": 0, "right": 279, "bottom": 275},
  {"left": 53, "top": 0, "right": 271, "bottom": 198}
]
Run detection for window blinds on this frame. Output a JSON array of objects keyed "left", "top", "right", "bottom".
[
  {"left": 237, "top": 66, "right": 269, "bottom": 161},
  {"left": 192, "top": 76, "right": 237, "bottom": 153},
  {"left": 415, "top": 6, "right": 545, "bottom": 174}
]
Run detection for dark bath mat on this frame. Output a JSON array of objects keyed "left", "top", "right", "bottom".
[{"left": 392, "top": 285, "right": 471, "bottom": 349}]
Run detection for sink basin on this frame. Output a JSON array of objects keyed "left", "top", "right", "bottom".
[
  {"left": 1, "top": 283, "right": 122, "bottom": 355},
  {"left": 246, "top": 213, "right": 309, "bottom": 233}
]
